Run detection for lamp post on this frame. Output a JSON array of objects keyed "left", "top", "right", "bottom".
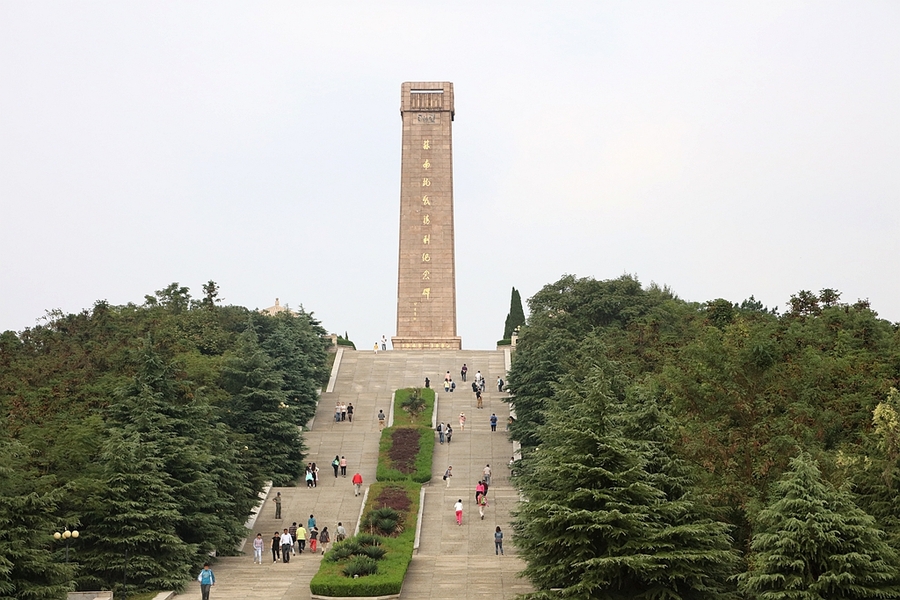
[{"left": 53, "top": 528, "right": 79, "bottom": 564}]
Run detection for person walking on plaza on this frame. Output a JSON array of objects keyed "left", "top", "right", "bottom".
[
  {"left": 272, "top": 491, "right": 282, "bottom": 519},
  {"left": 198, "top": 563, "right": 215, "bottom": 600},
  {"left": 444, "top": 379, "right": 450, "bottom": 393},
  {"left": 459, "top": 412, "right": 466, "bottom": 430},
  {"left": 483, "top": 464, "right": 492, "bottom": 486},
  {"left": 378, "top": 409, "right": 386, "bottom": 430},
  {"left": 340, "top": 402, "right": 347, "bottom": 421},
  {"left": 498, "top": 377, "right": 504, "bottom": 392},
  {"left": 475, "top": 480, "right": 485, "bottom": 505},
  {"left": 296, "top": 524, "right": 308, "bottom": 553},
  {"left": 271, "top": 531, "right": 281, "bottom": 563},
  {"left": 490, "top": 413, "right": 498, "bottom": 432},
  {"left": 309, "top": 526, "right": 319, "bottom": 553},
  {"left": 478, "top": 493, "right": 488, "bottom": 520},
  {"left": 461, "top": 363, "right": 468, "bottom": 382},
  {"left": 437, "top": 422, "right": 445, "bottom": 444},
  {"left": 306, "top": 467, "right": 314, "bottom": 488},
  {"left": 332, "top": 455, "right": 340, "bottom": 478},
  {"left": 252, "top": 533, "right": 264, "bottom": 564},
  {"left": 289, "top": 522, "right": 298, "bottom": 554},
  {"left": 476, "top": 391, "right": 483, "bottom": 409},
  {"left": 347, "top": 402, "right": 354, "bottom": 422},
  {"left": 311, "top": 463, "right": 319, "bottom": 487},
  {"left": 308, "top": 514, "right": 317, "bottom": 531},
  {"left": 334, "top": 402, "right": 341, "bottom": 422},
  {"left": 340, "top": 456, "right": 348, "bottom": 477},
  {"left": 280, "top": 529, "right": 293, "bottom": 563},
  {"left": 352, "top": 472, "right": 363, "bottom": 496},
  {"left": 495, "top": 527, "right": 504, "bottom": 555},
  {"left": 454, "top": 499, "right": 464, "bottom": 525},
  {"left": 446, "top": 425, "right": 453, "bottom": 443},
  {"left": 471, "top": 381, "right": 478, "bottom": 393},
  {"left": 336, "top": 522, "right": 347, "bottom": 542},
  {"left": 444, "top": 465, "right": 453, "bottom": 487},
  {"left": 319, "top": 526, "right": 330, "bottom": 554},
  {"left": 381, "top": 335, "right": 387, "bottom": 351}
]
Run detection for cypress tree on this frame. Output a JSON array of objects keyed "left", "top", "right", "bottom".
[
  {"left": 738, "top": 452, "right": 900, "bottom": 599},
  {"left": 503, "top": 287, "right": 526, "bottom": 340}
]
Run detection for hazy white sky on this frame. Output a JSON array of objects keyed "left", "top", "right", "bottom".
[{"left": 2, "top": 2, "right": 898, "bottom": 350}]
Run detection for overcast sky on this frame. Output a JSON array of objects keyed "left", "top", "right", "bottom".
[{"left": 2, "top": 2, "right": 898, "bottom": 350}]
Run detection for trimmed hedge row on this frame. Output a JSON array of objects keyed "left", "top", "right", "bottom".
[
  {"left": 309, "top": 482, "right": 420, "bottom": 597},
  {"left": 376, "top": 427, "right": 434, "bottom": 484}
]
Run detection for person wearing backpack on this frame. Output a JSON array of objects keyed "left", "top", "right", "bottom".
[
  {"left": 198, "top": 563, "right": 215, "bottom": 599},
  {"left": 319, "top": 527, "right": 331, "bottom": 554}
]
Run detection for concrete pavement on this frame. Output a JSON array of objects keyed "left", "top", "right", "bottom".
[{"left": 176, "top": 349, "right": 531, "bottom": 600}]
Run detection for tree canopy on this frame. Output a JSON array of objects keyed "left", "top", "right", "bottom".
[{"left": 0, "top": 282, "right": 329, "bottom": 597}]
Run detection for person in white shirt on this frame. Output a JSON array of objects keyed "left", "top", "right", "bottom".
[{"left": 454, "top": 499, "right": 464, "bottom": 525}]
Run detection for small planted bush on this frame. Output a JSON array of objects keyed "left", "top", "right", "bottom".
[
  {"left": 360, "top": 545, "right": 387, "bottom": 560},
  {"left": 355, "top": 533, "right": 382, "bottom": 547},
  {"left": 362, "top": 507, "right": 402, "bottom": 536},
  {"left": 342, "top": 556, "right": 378, "bottom": 578}
]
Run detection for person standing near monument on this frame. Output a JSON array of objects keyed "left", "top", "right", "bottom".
[
  {"left": 352, "top": 472, "right": 363, "bottom": 496},
  {"left": 381, "top": 335, "right": 387, "bottom": 351},
  {"left": 198, "top": 563, "right": 215, "bottom": 600},
  {"left": 460, "top": 363, "right": 468, "bottom": 381},
  {"left": 272, "top": 491, "right": 282, "bottom": 519}
]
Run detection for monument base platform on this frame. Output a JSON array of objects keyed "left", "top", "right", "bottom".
[{"left": 391, "top": 337, "right": 462, "bottom": 351}]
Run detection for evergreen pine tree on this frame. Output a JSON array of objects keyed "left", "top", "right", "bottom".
[
  {"left": 0, "top": 441, "right": 71, "bottom": 600},
  {"left": 513, "top": 366, "right": 738, "bottom": 599},
  {"left": 738, "top": 452, "right": 900, "bottom": 599},
  {"left": 222, "top": 326, "right": 304, "bottom": 484},
  {"left": 503, "top": 287, "right": 526, "bottom": 340}
]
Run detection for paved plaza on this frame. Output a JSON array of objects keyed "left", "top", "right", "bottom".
[{"left": 176, "top": 349, "right": 531, "bottom": 599}]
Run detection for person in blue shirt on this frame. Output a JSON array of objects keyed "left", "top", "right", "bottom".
[
  {"left": 198, "top": 563, "right": 215, "bottom": 600},
  {"left": 308, "top": 514, "right": 316, "bottom": 531}
]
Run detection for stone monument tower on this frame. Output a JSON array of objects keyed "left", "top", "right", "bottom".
[{"left": 392, "top": 82, "right": 462, "bottom": 350}]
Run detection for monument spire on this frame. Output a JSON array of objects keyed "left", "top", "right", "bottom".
[{"left": 392, "top": 82, "right": 461, "bottom": 350}]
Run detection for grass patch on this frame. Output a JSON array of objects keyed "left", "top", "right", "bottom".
[
  {"left": 310, "top": 482, "right": 420, "bottom": 597},
  {"left": 392, "top": 387, "right": 435, "bottom": 428}
]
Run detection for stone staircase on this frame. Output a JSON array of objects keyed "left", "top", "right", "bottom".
[{"left": 176, "top": 349, "right": 531, "bottom": 599}]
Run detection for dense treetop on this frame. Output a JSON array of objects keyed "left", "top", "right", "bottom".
[
  {"left": 0, "top": 282, "right": 329, "bottom": 599},
  {"left": 506, "top": 274, "right": 900, "bottom": 598}
]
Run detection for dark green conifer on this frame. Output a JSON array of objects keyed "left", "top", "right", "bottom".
[
  {"left": 738, "top": 452, "right": 900, "bottom": 599},
  {"left": 503, "top": 287, "right": 526, "bottom": 340}
]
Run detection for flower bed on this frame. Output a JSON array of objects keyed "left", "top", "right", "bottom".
[
  {"left": 376, "top": 427, "right": 433, "bottom": 483},
  {"left": 309, "top": 482, "right": 420, "bottom": 597}
]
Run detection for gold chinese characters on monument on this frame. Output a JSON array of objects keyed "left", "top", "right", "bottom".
[{"left": 392, "top": 82, "right": 461, "bottom": 350}]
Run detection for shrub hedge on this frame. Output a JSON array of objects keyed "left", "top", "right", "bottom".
[{"left": 309, "top": 482, "right": 420, "bottom": 597}]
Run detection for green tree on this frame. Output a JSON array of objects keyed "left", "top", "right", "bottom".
[
  {"left": 400, "top": 388, "right": 426, "bottom": 419},
  {"left": 513, "top": 364, "right": 738, "bottom": 599},
  {"left": 0, "top": 441, "right": 71, "bottom": 600},
  {"left": 738, "top": 452, "right": 900, "bottom": 599},
  {"left": 503, "top": 287, "right": 526, "bottom": 340},
  {"left": 221, "top": 326, "right": 304, "bottom": 484}
]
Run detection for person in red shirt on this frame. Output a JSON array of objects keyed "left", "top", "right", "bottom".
[{"left": 352, "top": 472, "right": 363, "bottom": 496}]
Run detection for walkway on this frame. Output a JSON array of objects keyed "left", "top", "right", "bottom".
[{"left": 176, "top": 349, "right": 531, "bottom": 599}]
